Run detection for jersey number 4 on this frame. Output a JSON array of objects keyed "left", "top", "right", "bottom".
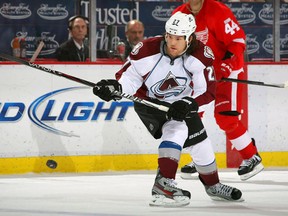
[{"left": 224, "top": 18, "right": 240, "bottom": 35}]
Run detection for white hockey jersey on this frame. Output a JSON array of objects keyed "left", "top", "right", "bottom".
[{"left": 116, "top": 36, "right": 215, "bottom": 112}]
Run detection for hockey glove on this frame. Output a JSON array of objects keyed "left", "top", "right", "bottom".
[
  {"left": 216, "top": 53, "right": 241, "bottom": 80},
  {"left": 216, "top": 60, "right": 233, "bottom": 80},
  {"left": 167, "top": 97, "right": 198, "bottom": 121},
  {"left": 93, "top": 79, "right": 122, "bottom": 102}
]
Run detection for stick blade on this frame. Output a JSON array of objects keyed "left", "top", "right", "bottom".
[
  {"left": 267, "top": 83, "right": 285, "bottom": 88},
  {"left": 269, "top": 81, "right": 288, "bottom": 88},
  {"left": 30, "top": 41, "right": 45, "bottom": 63}
]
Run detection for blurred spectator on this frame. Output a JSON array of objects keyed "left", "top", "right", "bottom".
[
  {"left": 118, "top": 20, "right": 145, "bottom": 59},
  {"left": 56, "top": 15, "right": 89, "bottom": 61}
]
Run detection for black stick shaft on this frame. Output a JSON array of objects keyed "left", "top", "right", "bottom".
[
  {"left": 0, "top": 53, "right": 169, "bottom": 112},
  {"left": 221, "top": 77, "right": 284, "bottom": 88}
]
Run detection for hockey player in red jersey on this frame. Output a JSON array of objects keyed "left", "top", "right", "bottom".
[
  {"left": 93, "top": 12, "right": 243, "bottom": 207},
  {"left": 173, "top": 0, "right": 263, "bottom": 181}
]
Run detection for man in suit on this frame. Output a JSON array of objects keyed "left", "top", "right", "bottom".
[
  {"left": 118, "top": 20, "right": 145, "bottom": 59},
  {"left": 56, "top": 15, "right": 89, "bottom": 61}
]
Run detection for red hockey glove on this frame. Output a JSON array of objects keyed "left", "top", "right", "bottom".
[{"left": 217, "top": 60, "right": 233, "bottom": 80}]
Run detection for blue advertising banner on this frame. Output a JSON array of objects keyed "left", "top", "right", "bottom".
[
  {"left": 0, "top": 1, "right": 287, "bottom": 60},
  {"left": 83, "top": 1, "right": 288, "bottom": 61},
  {"left": 226, "top": 2, "right": 288, "bottom": 60},
  {"left": 81, "top": 0, "right": 181, "bottom": 52},
  {"left": 0, "top": 0, "right": 75, "bottom": 58}
]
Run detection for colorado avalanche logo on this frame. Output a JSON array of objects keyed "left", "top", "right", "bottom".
[
  {"left": 204, "top": 46, "right": 215, "bottom": 60},
  {"left": 150, "top": 72, "right": 187, "bottom": 99}
]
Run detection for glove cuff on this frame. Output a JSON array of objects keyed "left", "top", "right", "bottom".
[
  {"left": 181, "top": 96, "right": 199, "bottom": 112},
  {"left": 181, "top": 97, "right": 194, "bottom": 104}
]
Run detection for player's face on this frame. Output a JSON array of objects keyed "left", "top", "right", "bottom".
[
  {"left": 70, "top": 18, "right": 87, "bottom": 44},
  {"left": 188, "top": 0, "right": 204, "bottom": 14},
  {"left": 165, "top": 33, "right": 187, "bottom": 58}
]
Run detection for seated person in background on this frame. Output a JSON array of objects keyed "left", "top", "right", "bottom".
[
  {"left": 119, "top": 20, "right": 145, "bottom": 59},
  {"left": 56, "top": 15, "right": 89, "bottom": 61}
]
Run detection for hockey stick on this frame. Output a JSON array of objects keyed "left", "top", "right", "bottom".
[
  {"left": 29, "top": 40, "right": 45, "bottom": 63},
  {"left": 221, "top": 77, "right": 288, "bottom": 88},
  {"left": 0, "top": 53, "right": 169, "bottom": 112}
]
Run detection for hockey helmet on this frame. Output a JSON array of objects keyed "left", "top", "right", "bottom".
[{"left": 165, "top": 12, "right": 196, "bottom": 43}]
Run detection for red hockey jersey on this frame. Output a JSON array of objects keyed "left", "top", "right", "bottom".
[{"left": 173, "top": 0, "right": 246, "bottom": 71}]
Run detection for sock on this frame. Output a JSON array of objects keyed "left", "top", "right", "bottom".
[
  {"left": 199, "top": 171, "right": 219, "bottom": 186},
  {"left": 238, "top": 141, "right": 257, "bottom": 159},
  {"left": 226, "top": 122, "right": 257, "bottom": 159},
  {"left": 158, "top": 158, "right": 178, "bottom": 179}
]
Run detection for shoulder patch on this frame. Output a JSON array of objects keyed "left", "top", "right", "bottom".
[
  {"left": 131, "top": 42, "right": 143, "bottom": 55},
  {"left": 204, "top": 46, "right": 215, "bottom": 60}
]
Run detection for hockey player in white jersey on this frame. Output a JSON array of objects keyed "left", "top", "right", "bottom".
[{"left": 93, "top": 12, "right": 243, "bottom": 207}]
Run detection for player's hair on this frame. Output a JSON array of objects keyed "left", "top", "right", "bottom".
[
  {"left": 186, "top": 33, "right": 200, "bottom": 54},
  {"left": 68, "top": 15, "right": 89, "bottom": 30}
]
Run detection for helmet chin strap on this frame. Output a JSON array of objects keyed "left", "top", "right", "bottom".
[
  {"left": 179, "top": 41, "right": 191, "bottom": 56},
  {"left": 179, "top": 35, "right": 192, "bottom": 56}
]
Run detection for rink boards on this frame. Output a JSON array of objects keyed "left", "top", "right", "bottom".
[{"left": 0, "top": 63, "right": 287, "bottom": 174}]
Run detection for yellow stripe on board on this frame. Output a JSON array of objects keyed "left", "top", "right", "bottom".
[{"left": 0, "top": 152, "right": 287, "bottom": 175}]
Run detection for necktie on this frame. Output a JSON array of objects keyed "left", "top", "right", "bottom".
[{"left": 79, "top": 47, "right": 85, "bottom": 61}]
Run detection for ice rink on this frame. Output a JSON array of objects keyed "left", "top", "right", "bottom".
[{"left": 0, "top": 169, "right": 287, "bottom": 216}]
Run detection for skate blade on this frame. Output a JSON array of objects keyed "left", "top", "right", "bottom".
[
  {"left": 209, "top": 196, "right": 245, "bottom": 202},
  {"left": 180, "top": 172, "right": 198, "bottom": 180},
  {"left": 240, "top": 163, "right": 264, "bottom": 181},
  {"left": 149, "top": 195, "right": 190, "bottom": 207}
]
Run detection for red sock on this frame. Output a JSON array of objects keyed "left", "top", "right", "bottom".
[
  {"left": 225, "top": 122, "right": 257, "bottom": 159},
  {"left": 199, "top": 171, "right": 219, "bottom": 186},
  {"left": 238, "top": 142, "right": 257, "bottom": 159},
  {"left": 158, "top": 158, "right": 178, "bottom": 179}
]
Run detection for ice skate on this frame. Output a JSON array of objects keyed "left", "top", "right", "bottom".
[
  {"left": 238, "top": 153, "right": 264, "bottom": 181},
  {"left": 149, "top": 173, "right": 191, "bottom": 207},
  {"left": 205, "top": 183, "right": 244, "bottom": 202},
  {"left": 180, "top": 161, "right": 198, "bottom": 180}
]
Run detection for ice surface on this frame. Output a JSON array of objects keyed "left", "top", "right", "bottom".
[{"left": 0, "top": 169, "right": 287, "bottom": 216}]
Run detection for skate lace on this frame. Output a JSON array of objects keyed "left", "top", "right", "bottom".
[
  {"left": 240, "top": 159, "right": 251, "bottom": 167},
  {"left": 166, "top": 178, "right": 178, "bottom": 188},
  {"left": 213, "top": 183, "right": 233, "bottom": 196},
  {"left": 240, "top": 155, "right": 259, "bottom": 167},
  {"left": 187, "top": 161, "right": 195, "bottom": 167}
]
